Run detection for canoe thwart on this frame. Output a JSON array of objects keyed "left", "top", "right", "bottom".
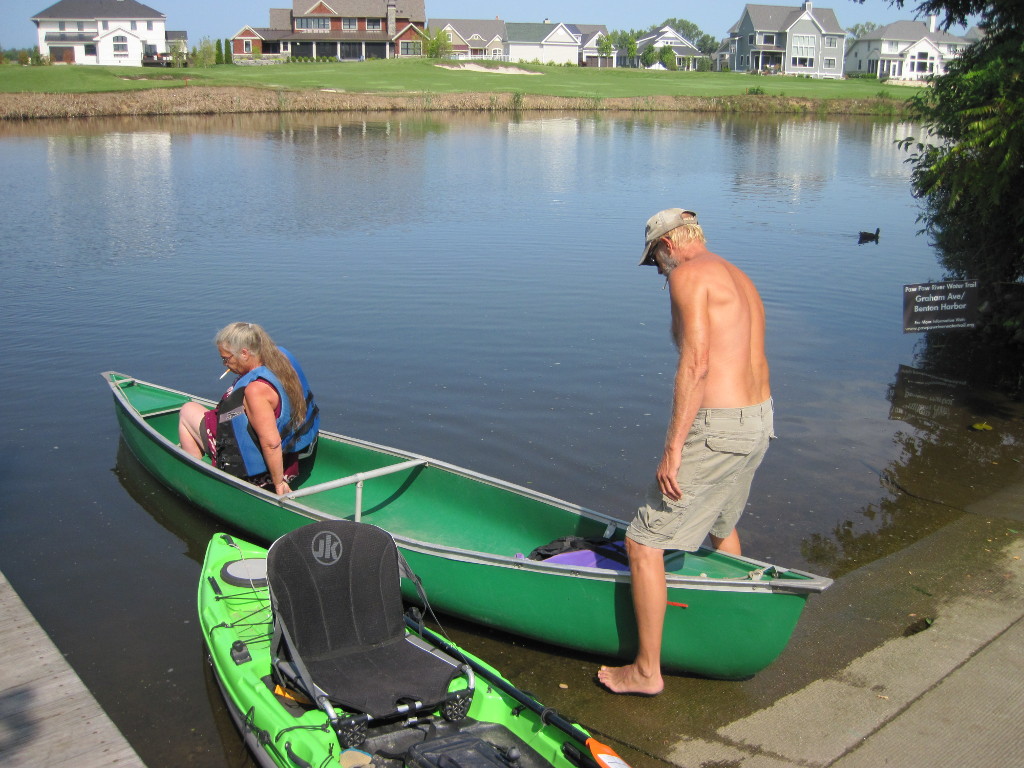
[{"left": 284, "top": 458, "right": 429, "bottom": 521}]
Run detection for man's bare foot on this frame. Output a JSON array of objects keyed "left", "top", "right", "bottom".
[{"left": 597, "top": 663, "right": 664, "bottom": 696}]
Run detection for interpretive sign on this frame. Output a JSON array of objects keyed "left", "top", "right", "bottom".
[{"left": 903, "top": 280, "right": 979, "bottom": 333}]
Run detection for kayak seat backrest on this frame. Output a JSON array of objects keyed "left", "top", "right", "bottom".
[{"left": 267, "top": 520, "right": 465, "bottom": 720}]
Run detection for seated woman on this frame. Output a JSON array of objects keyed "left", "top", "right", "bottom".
[{"left": 178, "top": 322, "right": 319, "bottom": 495}]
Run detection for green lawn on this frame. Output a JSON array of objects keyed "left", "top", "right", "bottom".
[{"left": 0, "top": 58, "right": 914, "bottom": 100}]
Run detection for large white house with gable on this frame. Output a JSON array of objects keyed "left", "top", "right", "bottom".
[
  {"left": 844, "top": 16, "right": 973, "bottom": 80},
  {"left": 31, "top": 0, "right": 186, "bottom": 66}
]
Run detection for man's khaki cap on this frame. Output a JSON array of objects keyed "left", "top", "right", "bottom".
[{"left": 639, "top": 208, "right": 698, "bottom": 266}]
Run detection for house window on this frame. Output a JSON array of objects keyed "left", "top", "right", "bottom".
[
  {"left": 748, "top": 34, "right": 755, "bottom": 44},
  {"left": 367, "top": 19, "right": 382, "bottom": 31},
  {"left": 825, "top": 58, "right": 836, "bottom": 68},
  {"left": 58, "top": 22, "right": 65, "bottom": 31},
  {"left": 243, "top": 39, "right": 251, "bottom": 53},
  {"left": 85, "top": 44, "right": 96, "bottom": 56},
  {"left": 793, "top": 34, "right": 815, "bottom": 57},
  {"left": 113, "top": 35, "right": 128, "bottom": 56},
  {"left": 102, "top": 20, "right": 108, "bottom": 30},
  {"left": 77, "top": 22, "right": 84, "bottom": 31},
  {"left": 147, "top": 21, "right": 153, "bottom": 31},
  {"left": 296, "top": 18, "right": 330, "bottom": 30},
  {"left": 762, "top": 33, "right": 775, "bottom": 46},
  {"left": 400, "top": 40, "right": 421, "bottom": 56},
  {"left": 492, "top": 47, "right": 501, "bottom": 57},
  {"left": 342, "top": 18, "right": 357, "bottom": 30},
  {"left": 131, "top": 21, "right": 137, "bottom": 30},
  {"left": 791, "top": 57, "right": 814, "bottom": 67}
]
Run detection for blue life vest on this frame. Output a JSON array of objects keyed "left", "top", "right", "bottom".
[{"left": 214, "top": 348, "right": 319, "bottom": 480}]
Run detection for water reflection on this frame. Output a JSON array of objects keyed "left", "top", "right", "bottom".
[
  {"left": 801, "top": 332, "right": 1024, "bottom": 577},
  {"left": 43, "top": 131, "right": 175, "bottom": 262},
  {"left": 7, "top": 110, "right": 1024, "bottom": 768}
]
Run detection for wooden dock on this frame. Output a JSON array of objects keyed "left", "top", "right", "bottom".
[{"left": 0, "top": 569, "right": 146, "bottom": 767}]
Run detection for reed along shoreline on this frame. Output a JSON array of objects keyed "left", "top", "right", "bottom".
[{"left": 0, "top": 85, "right": 911, "bottom": 120}]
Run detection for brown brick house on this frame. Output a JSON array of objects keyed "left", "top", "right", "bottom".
[{"left": 233, "top": 0, "right": 426, "bottom": 61}]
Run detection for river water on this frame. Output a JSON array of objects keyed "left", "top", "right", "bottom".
[{"left": 1, "top": 111, "right": 1021, "bottom": 767}]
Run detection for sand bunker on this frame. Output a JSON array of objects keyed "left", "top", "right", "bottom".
[{"left": 436, "top": 63, "right": 542, "bottom": 75}]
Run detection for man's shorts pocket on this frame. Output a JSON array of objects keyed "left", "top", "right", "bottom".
[{"left": 706, "top": 435, "right": 758, "bottom": 455}]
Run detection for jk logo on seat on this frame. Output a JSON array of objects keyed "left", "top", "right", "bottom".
[{"left": 311, "top": 531, "right": 343, "bottom": 565}]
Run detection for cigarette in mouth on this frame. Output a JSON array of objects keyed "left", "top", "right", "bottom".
[{"left": 219, "top": 368, "right": 231, "bottom": 379}]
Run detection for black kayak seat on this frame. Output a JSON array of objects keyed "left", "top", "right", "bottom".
[{"left": 267, "top": 520, "right": 467, "bottom": 720}]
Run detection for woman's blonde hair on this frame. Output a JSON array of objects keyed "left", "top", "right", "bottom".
[{"left": 215, "top": 322, "right": 306, "bottom": 435}]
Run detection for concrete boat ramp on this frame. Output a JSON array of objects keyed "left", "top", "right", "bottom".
[{"left": 0, "top": 568, "right": 145, "bottom": 768}]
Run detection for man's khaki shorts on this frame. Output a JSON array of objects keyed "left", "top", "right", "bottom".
[{"left": 626, "top": 398, "right": 774, "bottom": 551}]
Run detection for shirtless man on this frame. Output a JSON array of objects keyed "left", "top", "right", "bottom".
[{"left": 598, "top": 208, "right": 773, "bottom": 696}]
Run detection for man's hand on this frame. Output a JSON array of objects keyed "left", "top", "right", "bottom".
[{"left": 656, "top": 449, "right": 683, "bottom": 501}]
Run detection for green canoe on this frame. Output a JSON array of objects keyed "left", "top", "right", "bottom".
[
  {"left": 108, "top": 371, "right": 832, "bottom": 679},
  {"left": 199, "top": 528, "right": 626, "bottom": 768}
]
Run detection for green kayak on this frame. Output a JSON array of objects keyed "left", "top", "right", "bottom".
[
  {"left": 109, "top": 371, "right": 832, "bottom": 679},
  {"left": 199, "top": 524, "right": 628, "bottom": 768}
]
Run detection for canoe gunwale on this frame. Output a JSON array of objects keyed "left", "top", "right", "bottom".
[{"left": 104, "top": 371, "right": 833, "bottom": 598}]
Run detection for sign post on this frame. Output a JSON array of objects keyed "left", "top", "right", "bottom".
[{"left": 903, "top": 280, "right": 979, "bottom": 333}]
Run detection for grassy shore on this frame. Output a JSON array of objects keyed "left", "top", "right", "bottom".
[{"left": 0, "top": 58, "right": 917, "bottom": 119}]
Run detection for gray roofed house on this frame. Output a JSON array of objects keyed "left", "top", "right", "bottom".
[
  {"left": 504, "top": 22, "right": 580, "bottom": 65},
  {"left": 428, "top": 18, "right": 507, "bottom": 59},
  {"left": 634, "top": 26, "right": 703, "bottom": 70},
  {"left": 844, "top": 15, "right": 973, "bottom": 80},
  {"left": 232, "top": 0, "right": 427, "bottom": 61},
  {"left": 568, "top": 24, "right": 615, "bottom": 67},
  {"left": 31, "top": 0, "right": 182, "bottom": 66},
  {"left": 428, "top": 19, "right": 615, "bottom": 66},
  {"left": 32, "top": 0, "right": 163, "bottom": 20},
  {"left": 728, "top": 1, "right": 846, "bottom": 78}
]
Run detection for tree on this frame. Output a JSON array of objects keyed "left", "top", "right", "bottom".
[
  {"left": 424, "top": 28, "right": 453, "bottom": 58},
  {"left": 170, "top": 41, "right": 186, "bottom": 68},
  {"left": 626, "top": 36, "right": 638, "bottom": 61},
  {"left": 846, "top": 21, "right": 877, "bottom": 51},
  {"left": 607, "top": 30, "right": 640, "bottom": 65},
  {"left": 639, "top": 43, "right": 658, "bottom": 68},
  {"left": 225, "top": 38, "right": 233, "bottom": 64},
  {"left": 866, "top": 1, "right": 1024, "bottom": 339},
  {"left": 658, "top": 45, "right": 677, "bottom": 70},
  {"left": 597, "top": 34, "right": 614, "bottom": 60},
  {"left": 193, "top": 37, "right": 217, "bottom": 68},
  {"left": 215, "top": 38, "right": 223, "bottom": 65}
]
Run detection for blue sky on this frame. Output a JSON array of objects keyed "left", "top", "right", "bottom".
[{"left": 3, "top": 1, "right": 976, "bottom": 50}]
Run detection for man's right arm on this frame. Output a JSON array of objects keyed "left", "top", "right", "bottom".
[{"left": 657, "top": 266, "right": 711, "bottom": 501}]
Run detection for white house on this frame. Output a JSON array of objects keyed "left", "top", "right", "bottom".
[
  {"left": 429, "top": 19, "right": 613, "bottom": 66},
  {"left": 31, "top": 0, "right": 183, "bottom": 66},
  {"left": 504, "top": 22, "right": 579, "bottom": 65},
  {"left": 844, "top": 16, "right": 972, "bottom": 80},
  {"left": 634, "top": 26, "right": 703, "bottom": 70}
]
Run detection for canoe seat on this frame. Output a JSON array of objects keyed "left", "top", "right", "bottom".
[{"left": 267, "top": 520, "right": 473, "bottom": 748}]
